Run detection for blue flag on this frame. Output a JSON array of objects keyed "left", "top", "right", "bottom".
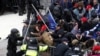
[{"left": 47, "top": 11, "right": 57, "bottom": 30}]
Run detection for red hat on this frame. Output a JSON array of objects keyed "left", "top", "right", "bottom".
[
  {"left": 86, "top": 5, "right": 92, "bottom": 11},
  {"left": 92, "top": 45, "right": 100, "bottom": 51},
  {"left": 81, "top": 17, "right": 88, "bottom": 23}
]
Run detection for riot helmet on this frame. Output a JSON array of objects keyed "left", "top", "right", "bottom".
[
  {"left": 11, "top": 28, "right": 20, "bottom": 36},
  {"left": 27, "top": 38, "right": 39, "bottom": 51},
  {"left": 11, "top": 28, "right": 19, "bottom": 34},
  {"left": 28, "top": 38, "right": 38, "bottom": 45}
]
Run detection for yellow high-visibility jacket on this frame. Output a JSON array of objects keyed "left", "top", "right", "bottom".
[{"left": 21, "top": 44, "right": 48, "bottom": 56}]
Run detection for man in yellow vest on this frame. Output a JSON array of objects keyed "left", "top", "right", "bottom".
[{"left": 17, "top": 37, "right": 48, "bottom": 56}]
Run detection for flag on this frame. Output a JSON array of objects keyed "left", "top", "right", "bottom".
[
  {"left": 47, "top": 10, "right": 57, "bottom": 30},
  {"left": 36, "top": 13, "right": 47, "bottom": 31},
  {"left": 40, "top": 24, "right": 47, "bottom": 32},
  {"left": 36, "top": 12, "right": 42, "bottom": 21}
]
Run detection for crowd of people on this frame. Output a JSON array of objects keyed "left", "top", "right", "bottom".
[
  {"left": 0, "top": 0, "right": 41, "bottom": 16},
  {"left": 49, "top": 0, "right": 100, "bottom": 56},
  {"left": 0, "top": 0, "right": 25, "bottom": 15},
  {"left": 5, "top": 0, "right": 100, "bottom": 56}
]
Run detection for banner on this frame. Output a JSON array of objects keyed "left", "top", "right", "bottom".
[{"left": 47, "top": 10, "right": 57, "bottom": 30}]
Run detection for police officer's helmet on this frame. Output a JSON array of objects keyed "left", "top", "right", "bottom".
[
  {"left": 11, "top": 28, "right": 19, "bottom": 34},
  {"left": 29, "top": 38, "right": 38, "bottom": 44}
]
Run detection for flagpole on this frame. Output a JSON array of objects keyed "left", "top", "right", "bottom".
[
  {"left": 31, "top": 4, "right": 50, "bottom": 32},
  {"left": 23, "top": 14, "right": 35, "bottom": 44}
]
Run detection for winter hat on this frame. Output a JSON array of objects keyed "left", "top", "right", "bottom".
[
  {"left": 86, "top": 5, "right": 92, "bottom": 11},
  {"left": 81, "top": 17, "right": 88, "bottom": 23}
]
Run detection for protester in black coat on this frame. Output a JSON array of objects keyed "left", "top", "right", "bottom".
[
  {"left": 52, "top": 25, "right": 65, "bottom": 46},
  {"left": 0, "top": 0, "right": 7, "bottom": 15},
  {"left": 26, "top": 0, "right": 43, "bottom": 20},
  {"left": 64, "top": 32, "right": 76, "bottom": 44},
  {"left": 62, "top": 8, "right": 72, "bottom": 22},
  {"left": 54, "top": 38, "right": 69, "bottom": 56},
  {"left": 7, "top": 28, "right": 23, "bottom": 56},
  {"left": 18, "top": 0, "right": 26, "bottom": 16},
  {"left": 77, "top": 17, "right": 91, "bottom": 33},
  {"left": 81, "top": 22, "right": 90, "bottom": 32}
]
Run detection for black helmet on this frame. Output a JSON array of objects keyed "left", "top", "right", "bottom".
[
  {"left": 29, "top": 38, "right": 38, "bottom": 44},
  {"left": 11, "top": 28, "right": 19, "bottom": 34}
]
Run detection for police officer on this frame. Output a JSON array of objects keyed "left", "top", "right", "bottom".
[
  {"left": 17, "top": 37, "right": 48, "bottom": 56},
  {"left": 0, "top": 0, "right": 7, "bottom": 15},
  {"left": 7, "top": 28, "right": 23, "bottom": 56},
  {"left": 18, "top": 0, "right": 26, "bottom": 16},
  {"left": 8, "top": 0, "right": 18, "bottom": 13},
  {"left": 37, "top": 0, "right": 40, "bottom": 6},
  {"left": 26, "top": 0, "right": 43, "bottom": 20}
]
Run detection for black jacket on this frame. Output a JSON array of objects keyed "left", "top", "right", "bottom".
[
  {"left": 80, "top": 22, "right": 91, "bottom": 33},
  {"left": 7, "top": 34, "right": 23, "bottom": 50},
  {"left": 54, "top": 43, "right": 69, "bottom": 56}
]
